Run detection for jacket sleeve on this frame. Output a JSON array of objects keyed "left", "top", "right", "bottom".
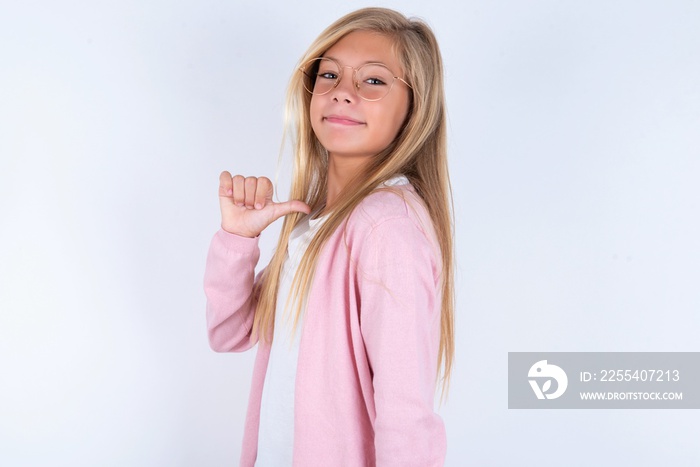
[
  {"left": 357, "top": 216, "right": 447, "bottom": 466},
  {"left": 203, "top": 229, "right": 262, "bottom": 353}
]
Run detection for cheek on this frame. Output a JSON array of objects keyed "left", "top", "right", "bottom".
[
  {"left": 383, "top": 99, "right": 410, "bottom": 140},
  {"left": 309, "top": 95, "right": 322, "bottom": 122},
  {"left": 309, "top": 96, "right": 323, "bottom": 137}
]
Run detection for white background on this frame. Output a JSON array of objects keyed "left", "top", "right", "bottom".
[{"left": 1, "top": 1, "right": 699, "bottom": 465}]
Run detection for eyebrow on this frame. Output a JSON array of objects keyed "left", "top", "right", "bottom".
[{"left": 323, "top": 55, "right": 390, "bottom": 67}]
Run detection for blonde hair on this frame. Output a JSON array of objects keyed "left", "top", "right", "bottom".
[{"left": 252, "top": 7, "right": 455, "bottom": 394}]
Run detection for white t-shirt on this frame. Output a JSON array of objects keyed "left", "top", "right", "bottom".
[{"left": 255, "top": 175, "right": 409, "bottom": 465}]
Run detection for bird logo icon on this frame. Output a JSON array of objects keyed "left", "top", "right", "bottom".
[{"left": 528, "top": 360, "right": 568, "bottom": 400}]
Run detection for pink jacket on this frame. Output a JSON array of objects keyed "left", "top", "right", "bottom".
[{"left": 204, "top": 183, "right": 446, "bottom": 466}]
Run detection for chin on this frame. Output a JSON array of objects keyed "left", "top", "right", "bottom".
[{"left": 317, "top": 137, "right": 386, "bottom": 159}]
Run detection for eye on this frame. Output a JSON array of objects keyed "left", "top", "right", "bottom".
[
  {"left": 317, "top": 71, "right": 338, "bottom": 80},
  {"left": 364, "top": 77, "right": 387, "bottom": 86}
]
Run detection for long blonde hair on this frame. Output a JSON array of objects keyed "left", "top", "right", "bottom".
[{"left": 252, "top": 7, "right": 455, "bottom": 393}]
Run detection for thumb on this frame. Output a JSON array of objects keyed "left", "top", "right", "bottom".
[{"left": 269, "top": 199, "right": 311, "bottom": 222}]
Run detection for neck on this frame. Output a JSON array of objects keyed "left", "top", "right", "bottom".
[{"left": 325, "top": 153, "right": 370, "bottom": 211}]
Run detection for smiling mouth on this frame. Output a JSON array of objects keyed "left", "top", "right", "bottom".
[{"left": 324, "top": 115, "right": 365, "bottom": 125}]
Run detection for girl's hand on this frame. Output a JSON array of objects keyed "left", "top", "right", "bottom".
[{"left": 218, "top": 171, "right": 311, "bottom": 238}]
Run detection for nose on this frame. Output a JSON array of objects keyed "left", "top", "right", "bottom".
[{"left": 330, "top": 66, "right": 357, "bottom": 103}]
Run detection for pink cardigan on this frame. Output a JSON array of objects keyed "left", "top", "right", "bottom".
[{"left": 204, "top": 183, "right": 446, "bottom": 466}]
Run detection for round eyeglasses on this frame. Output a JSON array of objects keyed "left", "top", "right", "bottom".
[{"left": 300, "top": 57, "right": 412, "bottom": 102}]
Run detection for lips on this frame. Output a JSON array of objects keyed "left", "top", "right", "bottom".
[{"left": 324, "top": 114, "right": 365, "bottom": 125}]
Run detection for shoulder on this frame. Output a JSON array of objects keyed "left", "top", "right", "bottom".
[
  {"left": 346, "top": 183, "right": 423, "bottom": 227},
  {"left": 345, "top": 183, "right": 438, "bottom": 255},
  {"left": 352, "top": 184, "right": 413, "bottom": 222}
]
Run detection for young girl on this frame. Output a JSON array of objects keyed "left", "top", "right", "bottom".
[{"left": 204, "top": 7, "right": 454, "bottom": 466}]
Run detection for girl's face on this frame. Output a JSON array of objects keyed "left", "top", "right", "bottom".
[{"left": 309, "top": 31, "right": 411, "bottom": 164}]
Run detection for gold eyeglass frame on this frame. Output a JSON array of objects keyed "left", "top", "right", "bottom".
[{"left": 300, "top": 57, "right": 413, "bottom": 102}]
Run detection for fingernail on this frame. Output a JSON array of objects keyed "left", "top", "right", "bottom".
[
  {"left": 255, "top": 203, "right": 262, "bottom": 210},
  {"left": 227, "top": 189, "right": 232, "bottom": 195}
]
